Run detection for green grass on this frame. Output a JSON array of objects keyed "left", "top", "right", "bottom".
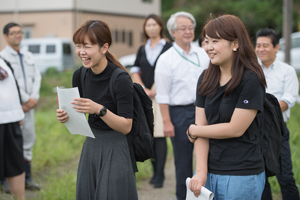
[{"left": 5, "top": 71, "right": 299, "bottom": 199}]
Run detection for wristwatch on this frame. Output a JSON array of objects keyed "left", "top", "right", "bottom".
[{"left": 95, "top": 106, "right": 107, "bottom": 117}]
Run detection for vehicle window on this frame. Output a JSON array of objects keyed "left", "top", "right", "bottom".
[
  {"left": 46, "top": 45, "right": 56, "bottom": 53},
  {"left": 291, "top": 38, "right": 300, "bottom": 49},
  {"left": 28, "top": 45, "right": 40, "bottom": 54},
  {"left": 63, "top": 43, "right": 71, "bottom": 55}
]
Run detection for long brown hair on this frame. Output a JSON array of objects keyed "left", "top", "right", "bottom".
[
  {"left": 143, "top": 14, "right": 169, "bottom": 44},
  {"left": 199, "top": 15, "right": 266, "bottom": 97},
  {"left": 73, "top": 20, "right": 128, "bottom": 73}
]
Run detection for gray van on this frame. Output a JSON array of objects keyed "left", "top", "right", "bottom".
[{"left": 21, "top": 38, "right": 74, "bottom": 74}]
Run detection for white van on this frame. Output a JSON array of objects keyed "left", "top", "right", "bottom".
[{"left": 20, "top": 38, "right": 74, "bottom": 74}]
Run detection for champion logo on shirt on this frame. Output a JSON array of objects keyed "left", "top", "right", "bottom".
[{"left": 243, "top": 100, "right": 249, "bottom": 104}]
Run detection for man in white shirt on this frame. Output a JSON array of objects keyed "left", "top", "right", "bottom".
[
  {"left": 0, "top": 22, "right": 41, "bottom": 192},
  {"left": 256, "top": 28, "right": 299, "bottom": 200},
  {"left": 155, "top": 11, "right": 210, "bottom": 200}
]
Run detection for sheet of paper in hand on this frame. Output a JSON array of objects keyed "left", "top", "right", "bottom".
[{"left": 57, "top": 86, "right": 95, "bottom": 138}]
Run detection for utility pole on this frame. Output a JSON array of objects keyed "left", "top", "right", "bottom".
[{"left": 283, "top": 0, "right": 293, "bottom": 64}]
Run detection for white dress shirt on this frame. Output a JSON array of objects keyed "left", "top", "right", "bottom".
[
  {"left": 155, "top": 42, "right": 210, "bottom": 106},
  {"left": 260, "top": 58, "right": 299, "bottom": 122},
  {"left": 130, "top": 38, "right": 166, "bottom": 74},
  {"left": 0, "top": 58, "right": 24, "bottom": 124}
]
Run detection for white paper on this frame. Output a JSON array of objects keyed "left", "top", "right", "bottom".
[
  {"left": 186, "top": 178, "right": 214, "bottom": 200},
  {"left": 57, "top": 87, "right": 95, "bottom": 138}
]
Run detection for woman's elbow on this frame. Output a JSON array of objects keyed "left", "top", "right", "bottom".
[{"left": 122, "top": 121, "right": 132, "bottom": 135}]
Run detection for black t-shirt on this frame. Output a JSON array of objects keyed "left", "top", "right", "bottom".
[
  {"left": 72, "top": 61, "right": 133, "bottom": 130},
  {"left": 195, "top": 70, "right": 265, "bottom": 175}
]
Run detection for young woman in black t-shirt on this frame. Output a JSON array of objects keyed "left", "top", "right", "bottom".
[
  {"left": 56, "top": 20, "right": 138, "bottom": 200},
  {"left": 186, "top": 15, "right": 267, "bottom": 199},
  {"left": 130, "top": 14, "right": 172, "bottom": 188}
]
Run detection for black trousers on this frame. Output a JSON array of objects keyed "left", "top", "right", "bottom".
[
  {"left": 169, "top": 104, "right": 194, "bottom": 200},
  {"left": 261, "top": 123, "right": 299, "bottom": 200}
]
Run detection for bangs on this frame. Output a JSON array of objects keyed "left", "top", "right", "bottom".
[
  {"left": 203, "top": 17, "right": 236, "bottom": 41},
  {"left": 73, "top": 26, "right": 98, "bottom": 45}
]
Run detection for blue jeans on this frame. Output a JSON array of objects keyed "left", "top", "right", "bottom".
[{"left": 205, "top": 172, "right": 265, "bottom": 200}]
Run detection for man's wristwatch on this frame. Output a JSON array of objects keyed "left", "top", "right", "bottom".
[{"left": 95, "top": 106, "right": 107, "bottom": 117}]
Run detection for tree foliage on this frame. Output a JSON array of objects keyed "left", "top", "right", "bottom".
[{"left": 162, "top": 0, "right": 299, "bottom": 44}]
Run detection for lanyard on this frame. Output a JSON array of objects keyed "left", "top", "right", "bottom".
[{"left": 173, "top": 46, "right": 200, "bottom": 67}]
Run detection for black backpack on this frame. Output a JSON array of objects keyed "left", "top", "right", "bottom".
[
  {"left": 238, "top": 71, "right": 284, "bottom": 177},
  {"left": 80, "top": 67, "right": 154, "bottom": 163},
  {"left": 262, "top": 93, "right": 284, "bottom": 177}
]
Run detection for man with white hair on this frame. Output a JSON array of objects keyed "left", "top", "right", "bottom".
[{"left": 155, "top": 11, "right": 210, "bottom": 200}]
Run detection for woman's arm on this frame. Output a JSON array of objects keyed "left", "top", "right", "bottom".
[
  {"left": 72, "top": 98, "right": 132, "bottom": 135},
  {"left": 189, "top": 107, "right": 209, "bottom": 197},
  {"left": 189, "top": 108, "right": 258, "bottom": 139}
]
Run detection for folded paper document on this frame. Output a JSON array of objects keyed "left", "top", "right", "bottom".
[{"left": 186, "top": 177, "right": 214, "bottom": 200}]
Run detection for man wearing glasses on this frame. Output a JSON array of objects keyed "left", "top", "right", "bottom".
[
  {"left": 0, "top": 22, "right": 41, "bottom": 193},
  {"left": 155, "top": 12, "right": 209, "bottom": 200}
]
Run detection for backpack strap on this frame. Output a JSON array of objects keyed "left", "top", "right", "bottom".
[
  {"left": 0, "top": 55, "right": 22, "bottom": 104},
  {"left": 109, "top": 67, "right": 127, "bottom": 104},
  {"left": 79, "top": 66, "right": 87, "bottom": 96}
]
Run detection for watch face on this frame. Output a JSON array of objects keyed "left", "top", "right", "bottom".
[
  {"left": 100, "top": 109, "right": 107, "bottom": 116},
  {"left": 99, "top": 106, "right": 107, "bottom": 117}
]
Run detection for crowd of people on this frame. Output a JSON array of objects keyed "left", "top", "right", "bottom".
[{"left": 1, "top": 10, "right": 299, "bottom": 200}]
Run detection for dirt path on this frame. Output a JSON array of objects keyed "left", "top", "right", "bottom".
[{"left": 137, "top": 156, "right": 177, "bottom": 200}]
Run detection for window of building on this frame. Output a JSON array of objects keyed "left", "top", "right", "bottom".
[
  {"left": 46, "top": 45, "right": 56, "bottom": 53},
  {"left": 22, "top": 26, "right": 33, "bottom": 39},
  {"left": 28, "top": 45, "right": 40, "bottom": 54},
  {"left": 129, "top": 31, "right": 133, "bottom": 47},
  {"left": 122, "top": 30, "right": 126, "bottom": 43},
  {"left": 114, "top": 30, "right": 119, "bottom": 43}
]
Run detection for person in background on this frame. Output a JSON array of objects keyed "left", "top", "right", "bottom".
[
  {"left": 0, "top": 56, "right": 25, "bottom": 200},
  {"left": 130, "top": 14, "right": 172, "bottom": 188},
  {"left": 56, "top": 20, "right": 138, "bottom": 200},
  {"left": 154, "top": 11, "right": 210, "bottom": 200},
  {"left": 256, "top": 28, "right": 300, "bottom": 200},
  {"left": 0, "top": 22, "right": 41, "bottom": 192},
  {"left": 188, "top": 14, "right": 266, "bottom": 199}
]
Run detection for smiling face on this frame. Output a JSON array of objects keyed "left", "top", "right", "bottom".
[
  {"left": 171, "top": 16, "right": 194, "bottom": 46},
  {"left": 145, "top": 18, "right": 161, "bottom": 39},
  {"left": 205, "top": 35, "right": 237, "bottom": 68},
  {"left": 255, "top": 36, "right": 279, "bottom": 68},
  {"left": 75, "top": 36, "right": 106, "bottom": 71}
]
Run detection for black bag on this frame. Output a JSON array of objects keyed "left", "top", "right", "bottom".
[
  {"left": 80, "top": 66, "right": 154, "bottom": 162},
  {"left": 109, "top": 68, "right": 154, "bottom": 162},
  {"left": 262, "top": 93, "right": 284, "bottom": 177},
  {"left": 238, "top": 71, "right": 284, "bottom": 177}
]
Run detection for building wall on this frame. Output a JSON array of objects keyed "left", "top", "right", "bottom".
[
  {"left": 0, "top": 0, "right": 160, "bottom": 58},
  {"left": 0, "top": 11, "right": 145, "bottom": 58},
  {"left": 0, "top": 0, "right": 160, "bottom": 17}
]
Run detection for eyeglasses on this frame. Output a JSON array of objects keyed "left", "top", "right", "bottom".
[
  {"left": 176, "top": 27, "right": 194, "bottom": 32},
  {"left": 9, "top": 31, "right": 23, "bottom": 36}
]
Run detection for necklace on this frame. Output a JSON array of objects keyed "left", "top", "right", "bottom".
[{"left": 173, "top": 46, "right": 200, "bottom": 67}]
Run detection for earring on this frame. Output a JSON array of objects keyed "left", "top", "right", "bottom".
[{"left": 233, "top": 48, "right": 237, "bottom": 52}]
